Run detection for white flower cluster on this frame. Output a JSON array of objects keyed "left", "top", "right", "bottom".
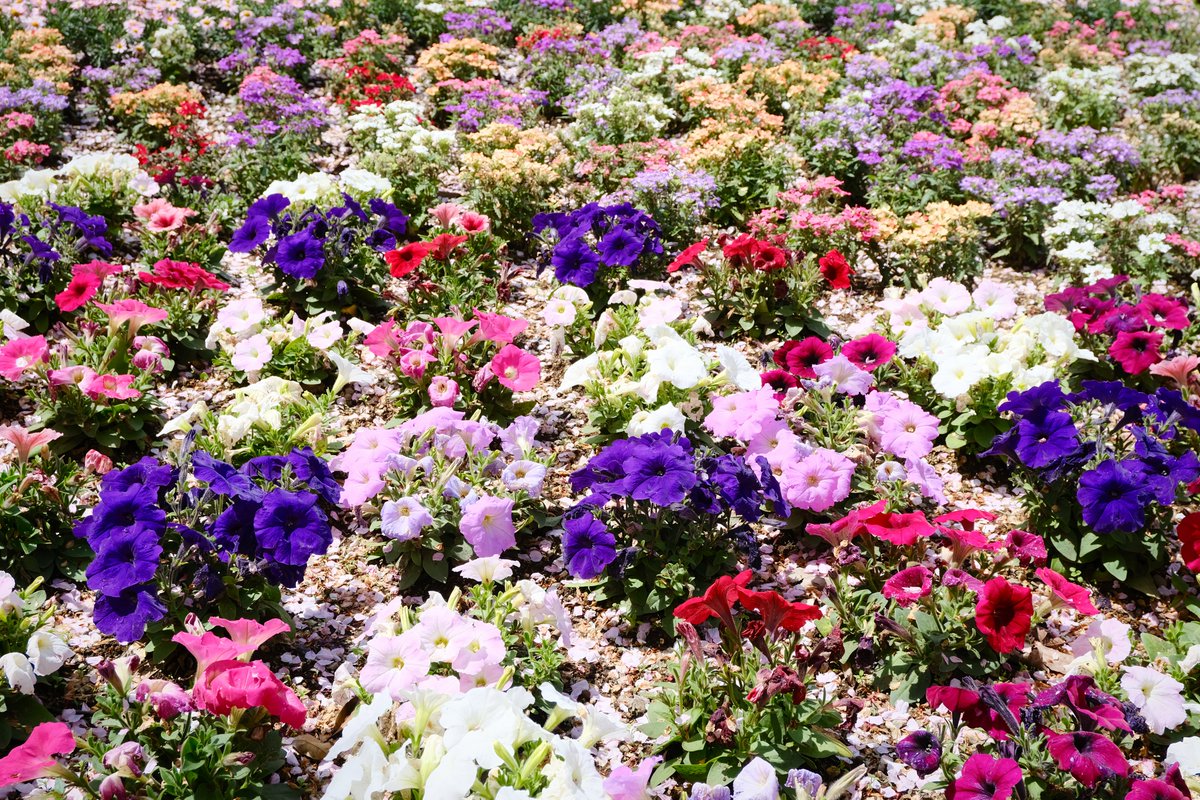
[
  {"left": 0, "top": 572, "right": 72, "bottom": 697},
  {"left": 556, "top": 285, "right": 759, "bottom": 435},
  {"left": 569, "top": 84, "right": 675, "bottom": 146},
  {"left": 160, "top": 376, "right": 310, "bottom": 449},
  {"left": 347, "top": 100, "right": 457, "bottom": 157},
  {"left": 0, "top": 152, "right": 158, "bottom": 205},
  {"left": 1046, "top": 199, "right": 1181, "bottom": 282},
  {"left": 1125, "top": 52, "right": 1200, "bottom": 94},
  {"left": 262, "top": 167, "right": 393, "bottom": 204},
  {"left": 879, "top": 278, "right": 1093, "bottom": 398}
]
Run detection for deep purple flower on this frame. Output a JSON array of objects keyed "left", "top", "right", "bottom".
[
  {"left": 193, "top": 451, "right": 263, "bottom": 501},
  {"left": 101, "top": 456, "right": 176, "bottom": 497},
  {"left": 896, "top": 730, "right": 942, "bottom": 776},
  {"left": 86, "top": 527, "right": 162, "bottom": 596},
  {"left": 93, "top": 583, "right": 167, "bottom": 643},
  {"left": 621, "top": 439, "right": 697, "bottom": 506},
  {"left": 1077, "top": 460, "right": 1149, "bottom": 534},
  {"left": 211, "top": 499, "right": 261, "bottom": 556},
  {"left": 551, "top": 234, "right": 601, "bottom": 287},
  {"left": 1014, "top": 410, "right": 1080, "bottom": 469},
  {"left": 562, "top": 511, "right": 617, "bottom": 579},
  {"left": 597, "top": 224, "right": 644, "bottom": 267},
  {"left": 285, "top": 447, "right": 341, "bottom": 504},
  {"left": 78, "top": 489, "right": 167, "bottom": 547},
  {"left": 274, "top": 227, "right": 324, "bottom": 279},
  {"left": 253, "top": 489, "right": 331, "bottom": 566}
]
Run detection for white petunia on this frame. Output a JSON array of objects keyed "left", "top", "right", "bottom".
[{"left": 1121, "top": 666, "right": 1188, "bottom": 735}]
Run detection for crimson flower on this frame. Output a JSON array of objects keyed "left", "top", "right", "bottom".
[
  {"left": 883, "top": 565, "right": 933, "bottom": 607},
  {"left": 667, "top": 239, "right": 708, "bottom": 273},
  {"left": 385, "top": 242, "right": 433, "bottom": 277},
  {"left": 736, "top": 587, "right": 821, "bottom": 636},
  {"left": 1045, "top": 731, "right": 1128, "bottom": 787},
  {"left": 818, "top": 249, "right": 853, "bottom": 289},
  {"left": 673, "top": 570, "right": 753, "bottom": 632},
  {"left": 1179, "top": 512, "right": 1200, "bottom": 573},
  {"left": 975, "top": 577, "right": 1033, "bottom": 654}
]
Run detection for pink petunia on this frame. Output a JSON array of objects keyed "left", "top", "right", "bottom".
[
  {"left": 95, "top": 299, "right": 168, "bottom": 337},
  {"left": 82, "top": 373, "right": 142, "bottom": 402},
  {"left": 55, "top": 271, "right": 101, "bottom": 312},
  {"left": 0, "top": 335, "right": 49, "bottom": 381},
  {"left": 0, "top": 424, "right": 61, "bottom": 464},
  {"left": 474, "top": 310, "right": 529, "bottom": 344},
  {"left": 490, "top": 345, "right": 540, "bottom": 392},
  {"left": 0, "top": 721, "right": 75, "bottom": 789},
  {"left": 883, "top": 565, "right": 934, "bottom": 607},
  {"left": 1036, "top": 567, "right": 1099, "bottom": 616}
]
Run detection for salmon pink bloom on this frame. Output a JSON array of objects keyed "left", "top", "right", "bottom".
[
  {"left": 0, "top": 335, "right": 49, "bottom": 381},
  {"left": 73, "top": 260, "right": 124, "bottom": 280},
  {"left": 207, "top": 617, "right": 290, "bottom": 654},
  {"left": 83, "top": 373, "right": 141, "bottom": 402},
  {"left": 458, "top": 211, "right": 490, "bottom": 233},
  {"left": 133, "top": 197, "right": 197, "bottom": 232},
  {"left": 1149, "top": 355, "right": 1199, "bottom": 388},
  {"left": 429, "top": 202, "right": 464, "bottom": 228},
  {"left": 0, "top": 721, "right": 75, "bottom": 789},
  {"left": 0, "top": 425, "right": 61, "bottom": 464},
  {"left": 490, "top": 345, "right": 540, "bottom": 391}
]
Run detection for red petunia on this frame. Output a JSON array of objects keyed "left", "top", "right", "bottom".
[
  {"left": 385, "top": 242, "right": 433, "bottom": 278},
  {"left": 975, "top": 577, "right": 1033, "bottom": 654},
  {"left": 736, "top": 587, "right": 821, "bottom": 636},
  {"left": 674, "top": 571, "right": 753, "bottom": 633},
  {"left": 667, "top": 239, "right": 708, "bottom": 273},
  {"left": 1179, "top": 512, "right": 1200, "bottom": 573},
  {"left": 818, "top": 249, "right": 853, "bottom": 289}
]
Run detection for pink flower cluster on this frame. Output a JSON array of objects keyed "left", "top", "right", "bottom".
[
  {"left": 359, "top": 600, "right": 507, "bottom": 700},
  {"left": 155, "top": 617, "right": 306, "bottom": 728},
  {"left": 364, "top": 311, "right": 540, "bottom": 404}
]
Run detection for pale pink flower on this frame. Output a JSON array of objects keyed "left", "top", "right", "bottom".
[
  {"left": 133, "top": 197, "right": 197, "bottom": 232},
  {"left": 360, "top": 631, "right": 432, "bottom": 700},
  {"left": 428, "top": 375, "right": 459, "bottom": 407},
  {"left": 1148, "top": 355, "right": 1199, "bottom": 388},
  {"left": 0, "top": 425, "right": 61, "bottom": 464}
]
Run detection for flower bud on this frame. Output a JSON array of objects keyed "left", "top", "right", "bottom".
[{"left": 83, "top": 449, "right": 114, "bottom": 475}]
